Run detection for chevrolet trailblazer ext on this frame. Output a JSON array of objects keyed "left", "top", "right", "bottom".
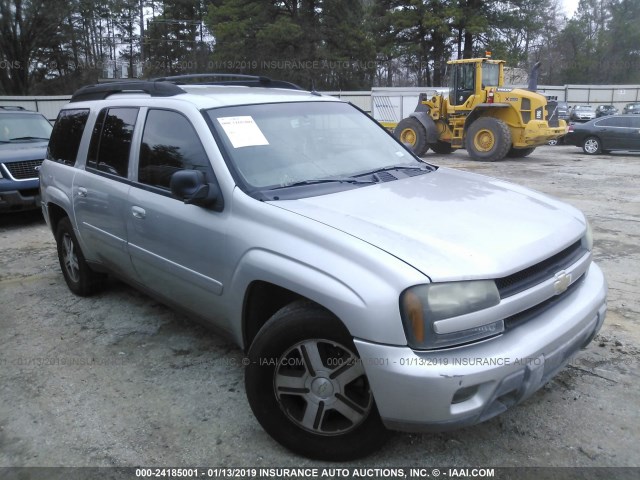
[{"left": 40, "top": 76, "right": 607, "bottom": 460}]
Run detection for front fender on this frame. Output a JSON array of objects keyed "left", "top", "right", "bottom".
[
  {"left": 463, "top": 104, "right": 512, "bottom": 131},
  {"left": 227, "top": 247, "right": 411, "bottom": 349},
  {"left": 408, "top": 112, "right": 440, "bottom": 144}
]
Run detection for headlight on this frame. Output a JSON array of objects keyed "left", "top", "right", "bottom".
[
  {"left": 400, "top": 280, "right": 502, "bottom": 349},
  {"left": 583, "top": 219, "right": 593, "bottom": 251}
]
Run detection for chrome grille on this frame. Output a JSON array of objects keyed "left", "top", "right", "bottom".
[
  {"left": 496, "top": 240, "right": 586, "bottom": 298},
  {"left": 3, "top": 159, "right": 43, "bottom": 180},
  {"left": 504, "top": 276, "right": 584, "bottom": 330}
]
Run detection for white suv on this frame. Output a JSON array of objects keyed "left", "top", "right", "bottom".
[{"left": 40, "top": 75, "right": 607, "bottom": 460}]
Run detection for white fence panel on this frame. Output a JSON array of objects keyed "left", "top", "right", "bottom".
[
  {"left": 0, "top": 96, "right": 71, "bottom": 121},
  {"left": 2, "top": 84, "right": 639, "bottom": 124}
]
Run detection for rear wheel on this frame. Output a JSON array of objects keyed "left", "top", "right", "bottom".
[
  {"left": 394, "top": 117, "right": 429, "bottom": 156},
  {"left": 506, "top": 147, "right": 536, "bottom": 158},
  {"left": 466, "top": 117, "right": 512, "bottom": 161},
  {"left": 582, "top": 136, "right": 601, "bottom": 155},
  {"left": 55, "top": 217, "right": 106, "bottom": 296},
  {"left": 245, "top": 300, "right": 388, "bottom": 460},
  {"left": 429, "top": 140, "right": 455, "bottom": 154}
]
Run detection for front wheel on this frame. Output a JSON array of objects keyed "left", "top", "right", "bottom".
[
  {"left": 394, "top": 117, "right": 429, "bottom": 156},
  {"left": 245, "top": 301, "right": 388, "bottom": 460},
  {"left": 466, "top": 117, "right": 512, "bottom": 161},
  {"left": 582, "top": 136, "right": 601, "bottom": 155}
]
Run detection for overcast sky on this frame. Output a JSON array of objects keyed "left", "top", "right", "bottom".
[{"left": 562, "top": 0, "right": 580, "bottom": 17}]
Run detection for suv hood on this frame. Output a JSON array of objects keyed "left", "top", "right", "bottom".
[
  {"left": 0, "top": 141, "right": 48, "bottom": 162},
  {"left": 273, "top": 168, "right": 586, "bottom": 281}
]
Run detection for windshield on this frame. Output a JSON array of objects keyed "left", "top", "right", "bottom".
[
  {"left": 207, "top": 101, "right": 428, "bottom": 195},
  {"left": 482, "top": 63, "right": 500, "bottom": 87},
  {"left": 0, "top": 113, "right": 52, "bottom": 143}
]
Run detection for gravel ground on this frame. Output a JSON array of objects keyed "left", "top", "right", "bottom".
[{"left": 1, "top": 145, "right": 639, "bottom": 469}]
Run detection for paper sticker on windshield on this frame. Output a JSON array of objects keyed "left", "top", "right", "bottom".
[{"left": 217, "top": 116, "right": 269, "bottom": 148}]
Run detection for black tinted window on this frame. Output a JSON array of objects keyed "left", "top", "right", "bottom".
[
  {"left": 87, "top": 108, "right": 138, "bottom": 177},
  {"left": 138, "top": 109, "right": 209, "bottom": 189},
  {"left": 598, "top": 117, "right": 630, "bottom": 128},
  {"left": 630, "top": 117, "right": 640, "bottom": 128},
  {"left": 47, "top": 109, "right": 88, "bottom": 165}
]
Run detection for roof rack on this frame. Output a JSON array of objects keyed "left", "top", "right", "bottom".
[
  {"left": 151, "top": 73, "right": 303, "bottom": 90},
  {"left": 70, "top": 81, "right": 185, "bottom": 103},
  {"left": 69, "top": 74, "right": 304, "bottom": 103}
]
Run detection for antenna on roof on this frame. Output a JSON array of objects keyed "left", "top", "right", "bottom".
[{"left": 310, "top": 79, "right": 321, "bottom": 96}]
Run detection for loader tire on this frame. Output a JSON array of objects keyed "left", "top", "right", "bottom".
[
  {"left": 394, "top": 117, "right": 429, "bottom": 156},
  {"left": 429, "top": 140, "right": 455, "bottom": 154},
  {"left": 466, "top": 117, "right": 512, "bottom": 162},
  {"left": 507, "top": 147, "right": 536, "bottom": 158}
]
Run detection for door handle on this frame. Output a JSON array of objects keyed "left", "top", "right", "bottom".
[
  {"left": 77, "top": 187, "right": 88, "bottom": 198},
  {"left": 131, "top": 206, "right": 146, "bottom": 219}
]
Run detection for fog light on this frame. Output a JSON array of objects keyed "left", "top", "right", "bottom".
[{"left": 452, "top": 385, "right": 479, "bottom": 404}]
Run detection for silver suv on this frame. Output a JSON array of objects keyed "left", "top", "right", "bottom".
[{"left": 40, "top": 75, "right": 607, "bottom": 460}]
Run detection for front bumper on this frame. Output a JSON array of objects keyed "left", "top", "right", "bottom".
[
  {"left": 522, "top": 120, "right": 568, "bottom": 146},
  {"left": 0, "top": 189, "right": 40, "bottom": 212},
  {"left": 355, "top": 262, "right": 607, "bottom": 432},
  {"left": 572, "top": 116, "right": 595, "bottom": 122}
]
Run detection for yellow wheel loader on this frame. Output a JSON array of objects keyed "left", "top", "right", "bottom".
[{"left": 391, "top": 58, "right": 567, "bottom": 161}]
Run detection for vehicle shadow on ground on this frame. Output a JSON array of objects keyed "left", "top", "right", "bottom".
[{"left": 0, "top": 209, "right": 44, "bottom": 229}]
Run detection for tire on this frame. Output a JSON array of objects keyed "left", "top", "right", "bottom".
[
  {"left": 465, "top": 117, "right": 512, "bottom": 161},
  {"left": 55, "top": 217, "right": 106, "bottom": 296},
  {"left": 582, "top": 136, "right": 601, "bottom": 155},
  {"left": 245, "top": 300, "right": 388, "bottom": 460},
  {"left": 429, "top": 140, "right": 455, "bottom": 154},
  {"left": 394, "top": 117, "right": 429, "bottom": 156},
  {"left": 506, "top": 147, "right": 536, "bottom": 158},
  {"left": 548, "top": 139, "right": 558, "bottom": 146}
]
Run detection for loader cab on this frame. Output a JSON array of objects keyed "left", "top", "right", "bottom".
[
  {"left": 448, "top": 59, "right": 504, "bottom": 107},
  {"left": 449, "top": 63, "right": 475, "bottom": 107}
]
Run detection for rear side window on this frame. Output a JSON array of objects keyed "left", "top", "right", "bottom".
[
  {"left": 597, "top": 117, "right": 630, "bottom": 128},
  {"left": 137, "top": 109, "right": 209, "bottom": 189},
  {"left": 47, "top": 109, "right": 89, "bottom": 166},
  {"left": 87, "top": 107, "right": 138, "bottom": 177}
]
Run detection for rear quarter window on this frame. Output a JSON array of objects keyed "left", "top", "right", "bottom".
[{"left": 47, "top": 109, "right": 90, "bottom": 166}]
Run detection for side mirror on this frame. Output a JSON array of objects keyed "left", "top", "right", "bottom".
[{"left": 170, "top": 170, "right": 219, "bottom": 208}]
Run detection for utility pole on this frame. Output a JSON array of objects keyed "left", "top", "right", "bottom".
[{"left": 139, "top": 0, "right": 145, "bottom": 66}]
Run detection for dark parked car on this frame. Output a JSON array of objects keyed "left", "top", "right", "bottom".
[
  {"left": 595, "top": 105, "right": 618, "bottom": 117},
  {"left": 570, "top": 105, "right": 596, "bottom": 122},
  {"left": 622, "top": 103, "right": 640, "bottom": 114},
  {"left": 0, "top": 106, "right": 53, "bottom": 212},
  {"left": 564, "top": 114, "right": 640, "bottom": 154}
]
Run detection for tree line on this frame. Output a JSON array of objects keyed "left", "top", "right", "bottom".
[{"left": 0, "top": 0, "right": 638, "bottom": 95}]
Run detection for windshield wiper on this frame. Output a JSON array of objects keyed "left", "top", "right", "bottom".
[
  {"left": 9, "top": 136, "right": 50, "bottom": 141},
  {"left": 359, "top": 164, "right": 434, "bottom": 176},
  {"left": 271, "top": 177, "right": 375, "bottom": 190}
]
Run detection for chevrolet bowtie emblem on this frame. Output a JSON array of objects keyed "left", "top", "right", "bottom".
[{"left": 553, "top": 271, "right": 572, "bottom": 295}]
